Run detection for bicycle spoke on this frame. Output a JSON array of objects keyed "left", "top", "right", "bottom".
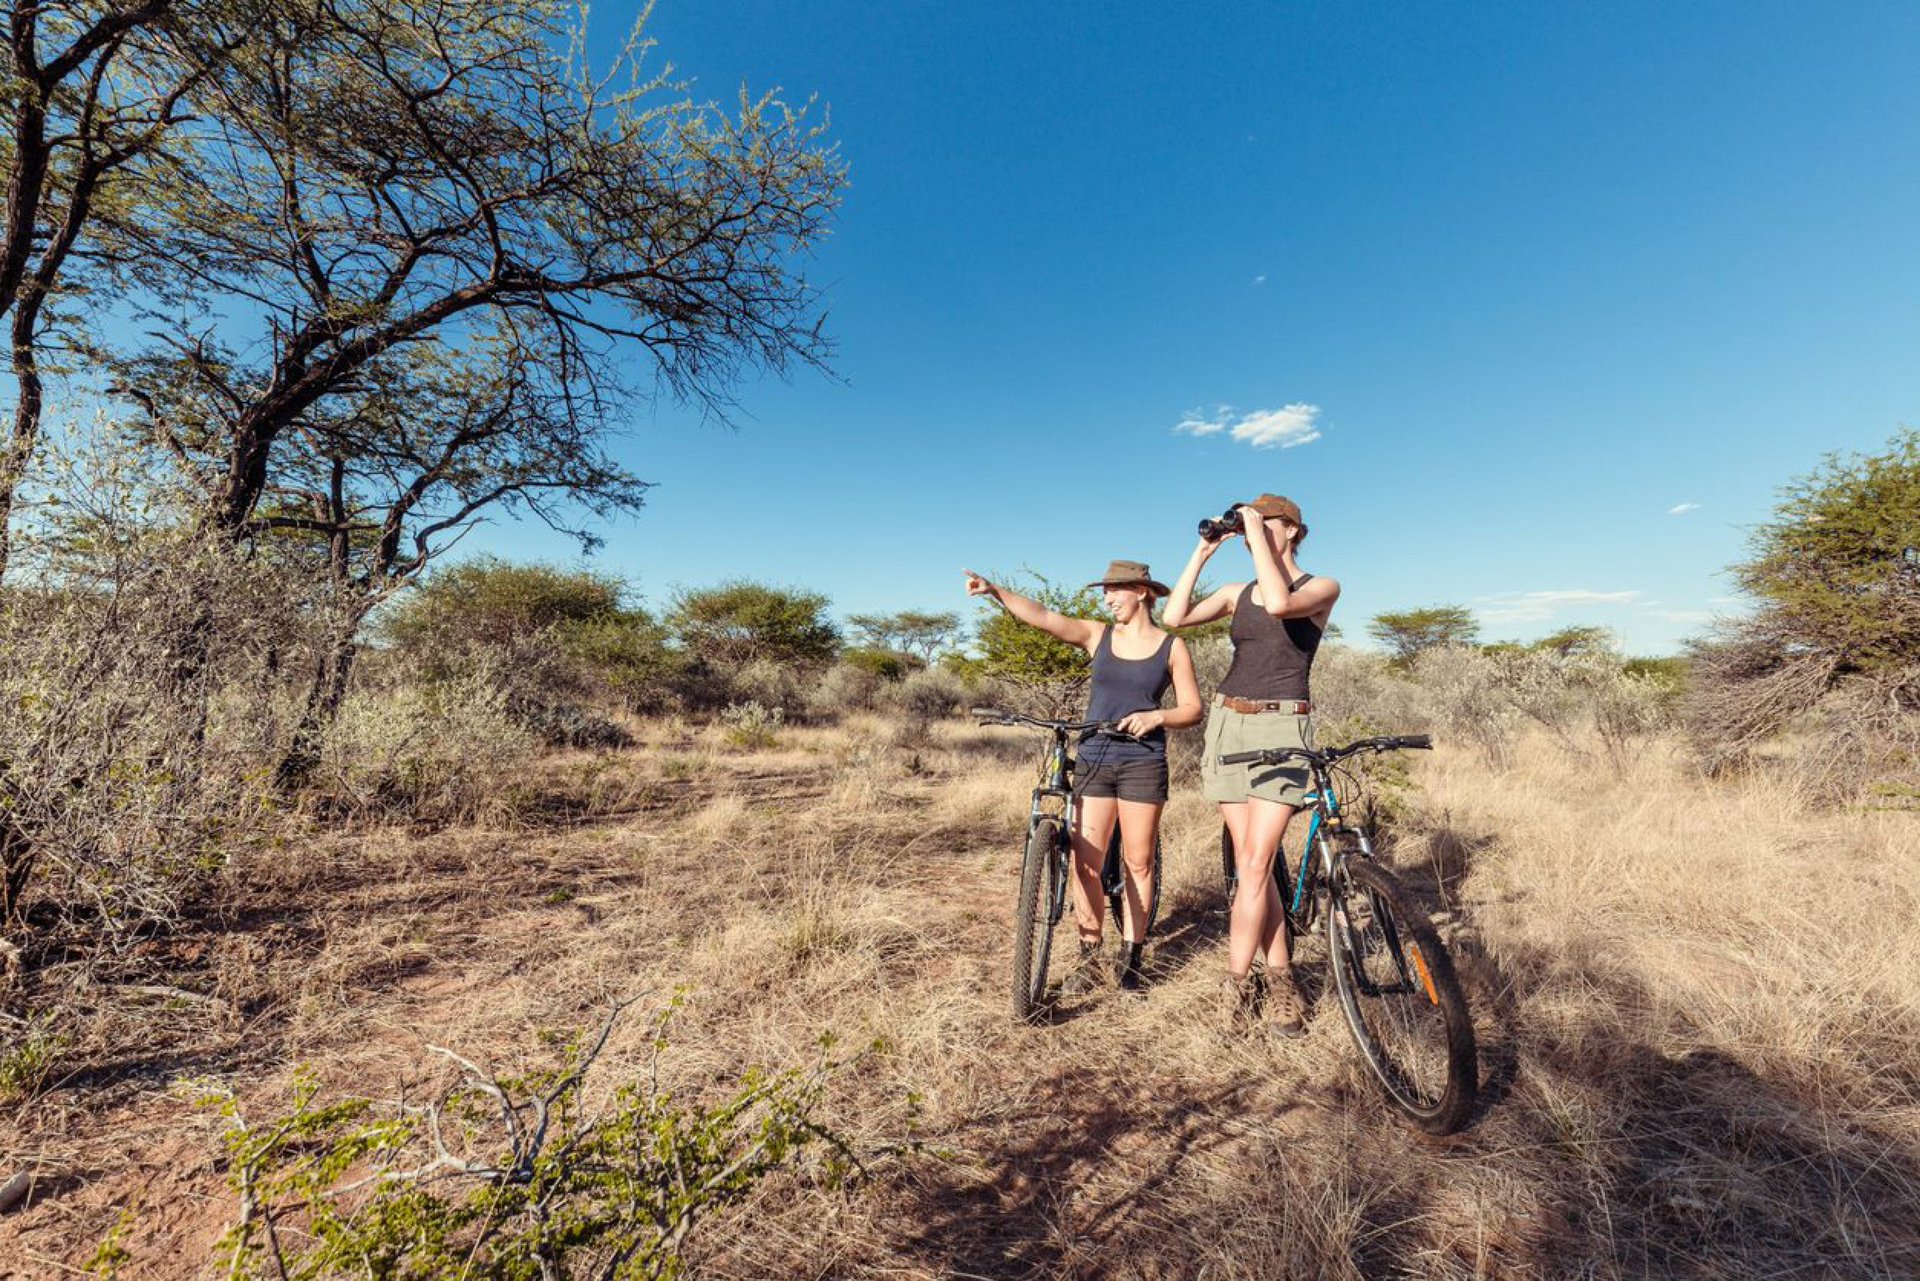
[{"left": 1328, "top": 858, "right": 1476, "bottom": 1132}]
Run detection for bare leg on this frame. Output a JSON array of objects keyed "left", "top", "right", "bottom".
[
  {"left": 1115, "top": 798, "right": 1162, "bottom": 944},
  {"left": 1070, "top": 795, "right": 1118, "bottom": 947},
  {"left": 1220, "top": 798, "right": 1298, "bottom": 977}
]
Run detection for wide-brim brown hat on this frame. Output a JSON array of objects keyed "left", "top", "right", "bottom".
[
  {"left": 1248, "top": 493, "right": 1308, "bottom": 540},
  {"left": 1088, "top": 559, "right": 1169, "bottom": 597}
]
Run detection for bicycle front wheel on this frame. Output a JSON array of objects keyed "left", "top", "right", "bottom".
[
  {"left": 1325, "top": 856, "right": 1477, "bottom": 1133},
  {"left": 1012, "top": 816, "right": 1065, "bottom": 1022}
]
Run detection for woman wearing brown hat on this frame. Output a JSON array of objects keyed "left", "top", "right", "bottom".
[
  {"left": 1163, "top": 495, "right": 1340, "bottom": 1036},
  {"left": 963, "top": 561, "right": 1203, "bottom": 993}
]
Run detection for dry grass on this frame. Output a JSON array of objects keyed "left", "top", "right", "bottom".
[{"left": 2, "top": 718, "right": 1916, "bottom": 1278}]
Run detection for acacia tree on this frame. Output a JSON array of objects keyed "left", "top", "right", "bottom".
[
  {"left": 1686, "top": 429, "right": 1920, "bottom": 761},
  {"left": 845, "top": 609, "right": 960, "bottom": 664},
  {"left": 0, "top": 0, "right": 249, "bottom": 578},
  {"left": 1733, "top": 427, "right": 1920, "bottom": 675},
  {"left": 669, "top": 582, "right": 839, "bottom": 670},
  {"left": 1368, "top": 605, "right": 1479, "bottom": 666},
  {"left": 234, "top": 340, "right": 648, "bottom": 779},
  {"left": 98, "top": 0, "right": 840, "bottom": 735},
  {"left": 113, "top": 0, "right": 839, "bottom": 540}
]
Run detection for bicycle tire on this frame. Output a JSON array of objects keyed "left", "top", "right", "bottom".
[
  {"left": 1012, "top": 816, "right": 1064, "bottom": 1022},
  {"left": 1325, "top": 854, "right": 1477, "bottom": 1133},
  {"left": 1103, "top": 828, "right": 1164, "bottom": 939}
]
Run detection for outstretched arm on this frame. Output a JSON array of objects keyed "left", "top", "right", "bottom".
[{"left": 963, "top": 570, "right": 1101, "bottom": 651}]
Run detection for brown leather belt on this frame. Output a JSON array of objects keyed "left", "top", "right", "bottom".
[{"left": 1218, "top": 694, "right": 1311, "bottom": 715}]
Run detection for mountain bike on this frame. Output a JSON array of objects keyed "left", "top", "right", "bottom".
[
  {"left": 972, "top": 708, "right": 1162, "bottom": 1021},
  {"left": 1219, "top": 734, "right": 1477, "bottom": 1134}
]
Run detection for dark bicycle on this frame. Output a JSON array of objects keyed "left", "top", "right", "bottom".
[
  {"left": 1220, "top": 733, "right": 1478, "bottom": 1134},
  {"left": 973, "top": 708, "right": 1162, "bottom": 1022}
]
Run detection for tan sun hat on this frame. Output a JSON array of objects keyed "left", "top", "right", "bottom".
[
  {"left": 1088, "top": 559, "right": 1169, "bottom": 597},
  {"left": 1248, "top": 494, "right": 1308, "bottom": 541}
]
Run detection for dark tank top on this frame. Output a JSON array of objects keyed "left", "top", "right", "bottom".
[
  {"left": 1081, "top": 626, "right": 1174, "bottom": 763},
  {"left": 1217, "top": 576, "right": 1322, "bottom": 702}
]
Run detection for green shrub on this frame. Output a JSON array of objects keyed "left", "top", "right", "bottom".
[
  {"left": 202, "top": 1005, "right": 858, "bottom": 1281},
  {"left": 669, "top": 582, "right": 840, "bottom": 670},
  {"left": 720, "top": 701, "right": 784, "bottom": 749},
  {"left": 842, "top": 647, "right": 913, "bottom": 681}
]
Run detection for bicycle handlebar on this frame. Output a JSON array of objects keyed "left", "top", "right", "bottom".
[
  {"left": 1219, "top": 734, "right": 1433, "bottom": 768},
  {"left": 970, "top": 707, "right": 1147, "bottom": 742}
]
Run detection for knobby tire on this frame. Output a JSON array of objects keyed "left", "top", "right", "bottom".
[
  {"left": 1012, "top": 816, "right": 1063, "bottom": 1022},
  {"left": 1325, "top": 855, "right": 1477, "bottom": 1133}
]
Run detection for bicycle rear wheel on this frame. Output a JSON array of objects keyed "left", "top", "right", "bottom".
[
  {"left": 1012, "top": 816, "right": 1065, "bottom": 1022},
  {"left": 1325, "top": 855, "right": 1477, "bottom": 1133},
  {"left": 1103, "top": 828, "right": 1164, "bottom": 939}
]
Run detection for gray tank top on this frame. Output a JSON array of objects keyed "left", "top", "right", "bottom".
[
  {"left": 1081, "top": 626, "right": 1174, "bottom": 761},
  {"left": 1217, "top": 577, "right": 1322, "bottom": 702}
]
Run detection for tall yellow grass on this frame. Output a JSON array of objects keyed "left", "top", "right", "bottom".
[{"left": 2, "top": 717, "right": 1914, "bottom": 1278}]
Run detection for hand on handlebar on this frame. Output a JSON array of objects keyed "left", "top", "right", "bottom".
[{"left": 1113, "top": 709, "right": 1162, "bottom": 738}]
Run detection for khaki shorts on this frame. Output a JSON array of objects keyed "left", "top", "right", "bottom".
[{"left": 1200, "top": 697, "right": 1315, "bottom": 806}]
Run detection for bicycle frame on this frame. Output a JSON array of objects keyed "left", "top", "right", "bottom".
[
  {"left": 1289, "top": 759, "right": 1375, "bottom": 922},
  {"left": 1028, "top": 729, "right": 1078, "bottom": 927}
]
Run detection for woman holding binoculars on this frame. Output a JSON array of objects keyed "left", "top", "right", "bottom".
[
  {"left": 964, "top": 561, "right": 1203, "bottom": 993},
  {"left": 1163, "top": 493, "right": 1340, "bottom": 1036}
]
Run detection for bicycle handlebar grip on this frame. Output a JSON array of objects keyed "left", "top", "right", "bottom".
[
  {"left": 1400, "top": 734, "right": 1433, "bottom": 750},
  {"left": 1219, "top": 749, "right": 1268, "bottom": 765},
  {"left": 970, "top": 707, "right": 1003, "bottom": 721}
]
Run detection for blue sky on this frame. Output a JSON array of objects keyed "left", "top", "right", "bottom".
[{"left": 481, "top": 0, "right": 1920, "bottom": 656}]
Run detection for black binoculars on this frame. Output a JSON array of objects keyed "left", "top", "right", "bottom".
[{"left": 1197, "top": 506, "right": 1245, "bottom": 541}]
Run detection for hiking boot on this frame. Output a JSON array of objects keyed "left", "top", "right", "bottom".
[
  {"left": 1115, "top": 942, "right": 1146, "bottom": 996},
  {"left": 1219, "top": 972, "right": 1258, "bottom": 1034},
  {"left": 1060, "top": 942, "right": 1104, "bottom": 996},
  {"left": 1263, "top": 967, "right": 1309, "bottom": 1039}
]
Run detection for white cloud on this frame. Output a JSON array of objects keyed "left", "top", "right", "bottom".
[
  {"left": 1252, "top": 273, "right": 1267, "bottom": 286},
  {"left": 1474, "top": 589, "right": 1641, "bottom": 625},
  {"left": 1668, "top": 502, "right": 1700, "bottom": 515},
  {"left": 1176, "top": 402, "right": 1322, "bottom": 449},
  {"left": 1232, "top": 403, "right": 1322, "bottom": 449},
  {"left": 1173, "top": 407, "right": 1228, "bottom": 437}
]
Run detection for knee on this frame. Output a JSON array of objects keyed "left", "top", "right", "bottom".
[{"left": 1235, "top": 849, "right": 1276, "bottom": 879}]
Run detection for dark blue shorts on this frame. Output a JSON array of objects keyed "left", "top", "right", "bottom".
[{"left": 1074, "top": 754, "right": 1169, "bottom": 804}]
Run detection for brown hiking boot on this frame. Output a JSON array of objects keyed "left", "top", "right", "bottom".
[
  {"left": 1264, "top": 967, "right": 1309, "bottom": 1039},
  {"left": 1219, "top": 972, "right": 1258, "bottom": 1034}
]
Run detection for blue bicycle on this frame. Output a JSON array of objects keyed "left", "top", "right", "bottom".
[{"left": 1221, "top": 733, "right": 1477, "bottom": 1133}]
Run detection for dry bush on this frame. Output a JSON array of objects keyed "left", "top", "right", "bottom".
[
  {"left": 1686, "top": 623, "right": 1918, "bottom": 804},
  {"left": 1308, "top": 643, "right": 1427, "bottom": 731},
  {"left": 1186, "top": 631, "right": 1233, "bottom": 694},
  {"left": 1409, "top": 644, "right": 1517, "bottom": 767},
  {"left": 884, "top": 667, "right": 969, "bottom": 721},
  {"left": 805, "top": 661, "right": 886, "bottom": 719},
  {"left": 312, "top": 655, "right": 540, "bottom": 823},
  {"left": 0, "top": 536, "right": 295, "bottom": 935},
  {"left": 726, "top": 657, "right": 809, "bottom": 720}
]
